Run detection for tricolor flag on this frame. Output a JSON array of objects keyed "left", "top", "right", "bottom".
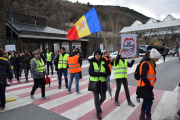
[
  {"left": 155, "top": 42, "right": 159, "bottom": 46},
  {"left": 66, "top": 7, "right": 102, "bottom": 41}
]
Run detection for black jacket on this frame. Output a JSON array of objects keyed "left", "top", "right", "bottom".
[
  {"left": 136, "top": 57, "right": 156, "bottom": 100},
  {"left": 21, "top": 54, "right": 31, "bottom": 69},
  {"left": 89, "top": 57, "right": 111, "bottom": 93},
  {"left": 0, "top": 57, "right": 13, "bottom": 86},
  {"left": 11, "top": 55, "right": 21, "bottom": 70}
]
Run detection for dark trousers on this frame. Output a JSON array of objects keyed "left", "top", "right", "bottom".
[
  {"left": 115, "top": 78, "right": 131, "bottom": 103},
  {"left": 31, "top": 77, "right": 45, "bottom": 97},
  {"left": 58, "top": 69, "right": 68, "bottom": 87},
  {"left": 47, "top": 61, "right": 53, "bottom": 75},
  {"left": 0, "top": 85, "right": 6, "bottom": 108},
  {"left": 163, "top": 55, "right": 166, "bottom": 62},
  {"left": 93, "top": 92, "right": 106, "bottom": 113},
  {"left": 142, "top": 99, "right": 153, "bottom": 116},
  {"left": 14, "top": 69, "right": 20, "bottom": 81}
]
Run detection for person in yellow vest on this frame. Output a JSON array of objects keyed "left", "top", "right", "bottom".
[
  {"left": 54, "top": 47, "right": 69, "bottom": 89},
  {"left": 114, "top": 48, "right": 136, "bottom": 107},
  {"left": 0, "top": 48, "right": 13, "bottom": 111},
  {"left": 137, "top": 48, "right": 160, "bottom": 120},
  {"left": 89, "top": 49, "right": 111, "bottom": 120},
  {"left": 30, "top": 51, "right": 48, "bottom": 100},
  {"left": 67, "top": 48, "right": 82, "bottom": 94},
  {"left": 46, "top": 49, "right": 54, "bottom": 75}
]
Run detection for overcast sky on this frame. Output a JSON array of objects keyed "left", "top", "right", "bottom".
[{"left": 68, "top": 0, "right": 180, "bottom": 21}]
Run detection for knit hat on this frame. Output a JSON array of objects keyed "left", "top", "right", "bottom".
[
  {"left": 150, "top": 48, "right": 161, "bottom": 59},
  {"left": 94, "top": 49, "right": 102, "bottom": 56},
  {"left": 34, "top": 51, "right": 40, "bottom": 54}
]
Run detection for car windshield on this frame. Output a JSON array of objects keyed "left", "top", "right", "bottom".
[{"left": 111, "top": 52, "right": 118, "bottom": 55}]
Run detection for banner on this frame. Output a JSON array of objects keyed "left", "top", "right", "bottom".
[
  {"left": 5, "top": 45, "right": 16, "bottom": 52},
  {"left": 121, "top": 34, "right": 137, "bottom": 58}
]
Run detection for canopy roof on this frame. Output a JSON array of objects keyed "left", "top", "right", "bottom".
[{"left": 120, "top": 14, "right": 180, "bottom": 34}]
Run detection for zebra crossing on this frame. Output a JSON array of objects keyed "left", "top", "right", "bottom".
[{"left": 1, "top": 58, "right": 180, "bottom": 120}]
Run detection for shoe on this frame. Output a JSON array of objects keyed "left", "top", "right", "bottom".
[
  {"left": 115, "top": 101, "right": 120, "bottom": 106},
  {"left": 17, "top": 80, "right": 20, "bottom": 83},
  {"left": 26, "top": 79, "right": 28, "bottom": 83},
  {"left": 58, "top": 86, "right": 61, "bottom": 89},
  {"left": 146, "top": 115, "right": 152, "bottom": 120},
  {"left": 139, "top": 109, "right": 146, "bottom": 120},
  {"left": 96, "top": 112, "right": 102, "bottom": 120},
  {"left": 0, "top": 108, "right": 5, "bottom": 111},
  {"left": 136, "top": 97, "right": 140, "bottom": 103},
  {"left": 128, "top": 102, "right": 135, "bottom": 107},
  {"left": 68, "top": 91, "right": 73, "bottom": 94},
  {"left": 30, "top": 94, "right": 35, "bottom": 99},
  {"left": 76, "top": 92, "right": 82, "bottom": 95},
  {"left": 42, "top": 96, "right": 49, "bottom": 100},
  {"left": 177, "top": 109, "right": 180, "bottom": 116},
  {"left": 66, "top": 85, "right": 68, "bottom": 89},
  {"left": 6, "top": 84, "right": 10, "bottom": 87}
]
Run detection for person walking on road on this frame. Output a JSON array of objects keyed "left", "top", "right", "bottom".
[
  {"left": 0, "top": 48, "right": 13, "bottom": 111},
  {"left": 76, "top": 48, "right": 83, "bottom": 79},
  {"left": 89, "top": 49, "right": 110, "bottom": 120},
  {"left": 67, "top": 48, "right": 82, "bottom": 94},
  {"left": 103, "top": 50, "right": 113, "bottom": 88},
  {"left": 30, "top": 51, "right": 48, "bottom": 100},
  {"left": 54, "top": 47, "right": 69, "bottom": 89},
  {"left": 137, "top": 48, "right": 161, "bottom": 120},
  {"left": 12, "top": 51, "right": 21, "bottom": 83},
  {"left": 114, "top": 48, "right": 136, "bottom": 107},
  {"left": 162, "top": 50, "right": 166, "bottom": 62},
  {"left": 46, "top": 49, "right": 54, "bottom": 75},
  {"left": 21, "top": 49, "right": 31, "bottom": 83}
]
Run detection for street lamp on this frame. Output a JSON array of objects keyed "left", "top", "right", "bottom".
[
  {"left": 10, "top": 0, "right": 14, "bottom": 45},
  {"left": 95, "top": 19, "right": 106, "bottom": 50}
]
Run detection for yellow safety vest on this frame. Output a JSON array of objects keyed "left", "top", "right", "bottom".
[
  {"left": 33, "top": 58, "right": 45, "bottom": 73},
  {"left": 114, "top": 59, "right": 127, "bottom": 79}
]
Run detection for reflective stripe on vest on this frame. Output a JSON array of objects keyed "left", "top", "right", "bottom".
[
  {"left": 67, "top": 55, "right": 81, "bottom": 73},
  {"left": 33, "top": 58, "right": 45, "bottom": 73},
  {"left": 9, "top": 55, "right": 11, "bottom": 60},
  {"left": 47, "top": 52, "right": 52, "bottom": 61},
  {"left": 137, "top": 61, "right": 156, "bottom": 87},
  {"left": 58, "top": 54, "right": 69, "bottom": 69},
  {"left": 113, "top": 59, "right": 127, "bottom": 79},
  {"left": 90, "top": 61, "right": 106, "bottom": 82}
]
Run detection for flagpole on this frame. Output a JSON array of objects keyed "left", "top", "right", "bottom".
[{"left": 96, "top": 32, "right": 97, "bottom": 50}]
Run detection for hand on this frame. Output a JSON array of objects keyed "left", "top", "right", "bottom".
[
  {"left": 133, "top": 55, "right": 137, "bottom": 60},
  {"left": 15, "top": 54, "right": 18, "bottom": 57},
  {"left": 119, "top": 49, "right": 124, "bottom": 55}
]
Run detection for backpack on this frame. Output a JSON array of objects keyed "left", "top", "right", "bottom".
[
  {"left": 134, "top": 64, "right": 141, "bottom": 80},
  {"left": 45, "top": 76, "right": 51, "bottom": 87}
]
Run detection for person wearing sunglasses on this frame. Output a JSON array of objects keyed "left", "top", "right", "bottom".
[
  {"left": 89, "top": 49, "right": 111, "bottom": 120},
  {"left": 114, "top": 48, "right": 136, "bottom": 107}
]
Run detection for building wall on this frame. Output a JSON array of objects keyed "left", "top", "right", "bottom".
[{"left": 0, "top": 0, "right": 6, "bottom": 49}]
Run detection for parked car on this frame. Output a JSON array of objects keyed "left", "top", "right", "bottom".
[
  {"left": 110, "top": 51, "right": 118, "bottom": 60},
  {"left": 88, "top": 50, "right": 106, "bottom": 61}
]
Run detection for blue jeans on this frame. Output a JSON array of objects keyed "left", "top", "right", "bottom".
[
  {"left": 68, "top": 73, "right": 79, "bottom": 93},
  {"left": 58, "top": 69, "right": 68, "bottom": 87},
  {"left": 19, "top": 67, "right": 22, "bottom": 77},
  {"left": 24, "top": 69, "right": 29, "bottom": 80},
  {"left": 142, "top": 99, "right": 153, "bottom": 116},
  {"left": 47, "top": 61, "right": 53, "bottom": 75},
  {"left": 106, "top": 75, "right": 110, "bottom": 88},
  {"left": 0, "top": 85, "right": 6, "bottom": 108}
]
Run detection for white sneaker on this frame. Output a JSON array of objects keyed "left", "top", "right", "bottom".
[
  {"left": 68, "top": 91, "right": 73, "bottom": 94},
  {"left": 42, "top": 96, "right": 49, "bottom": 100},
  {"left": 30, "top": 94, "right": 35, "bottom": 99},
  {"left": 76, "top": 92, "right": 82, "bottom": 95}
]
